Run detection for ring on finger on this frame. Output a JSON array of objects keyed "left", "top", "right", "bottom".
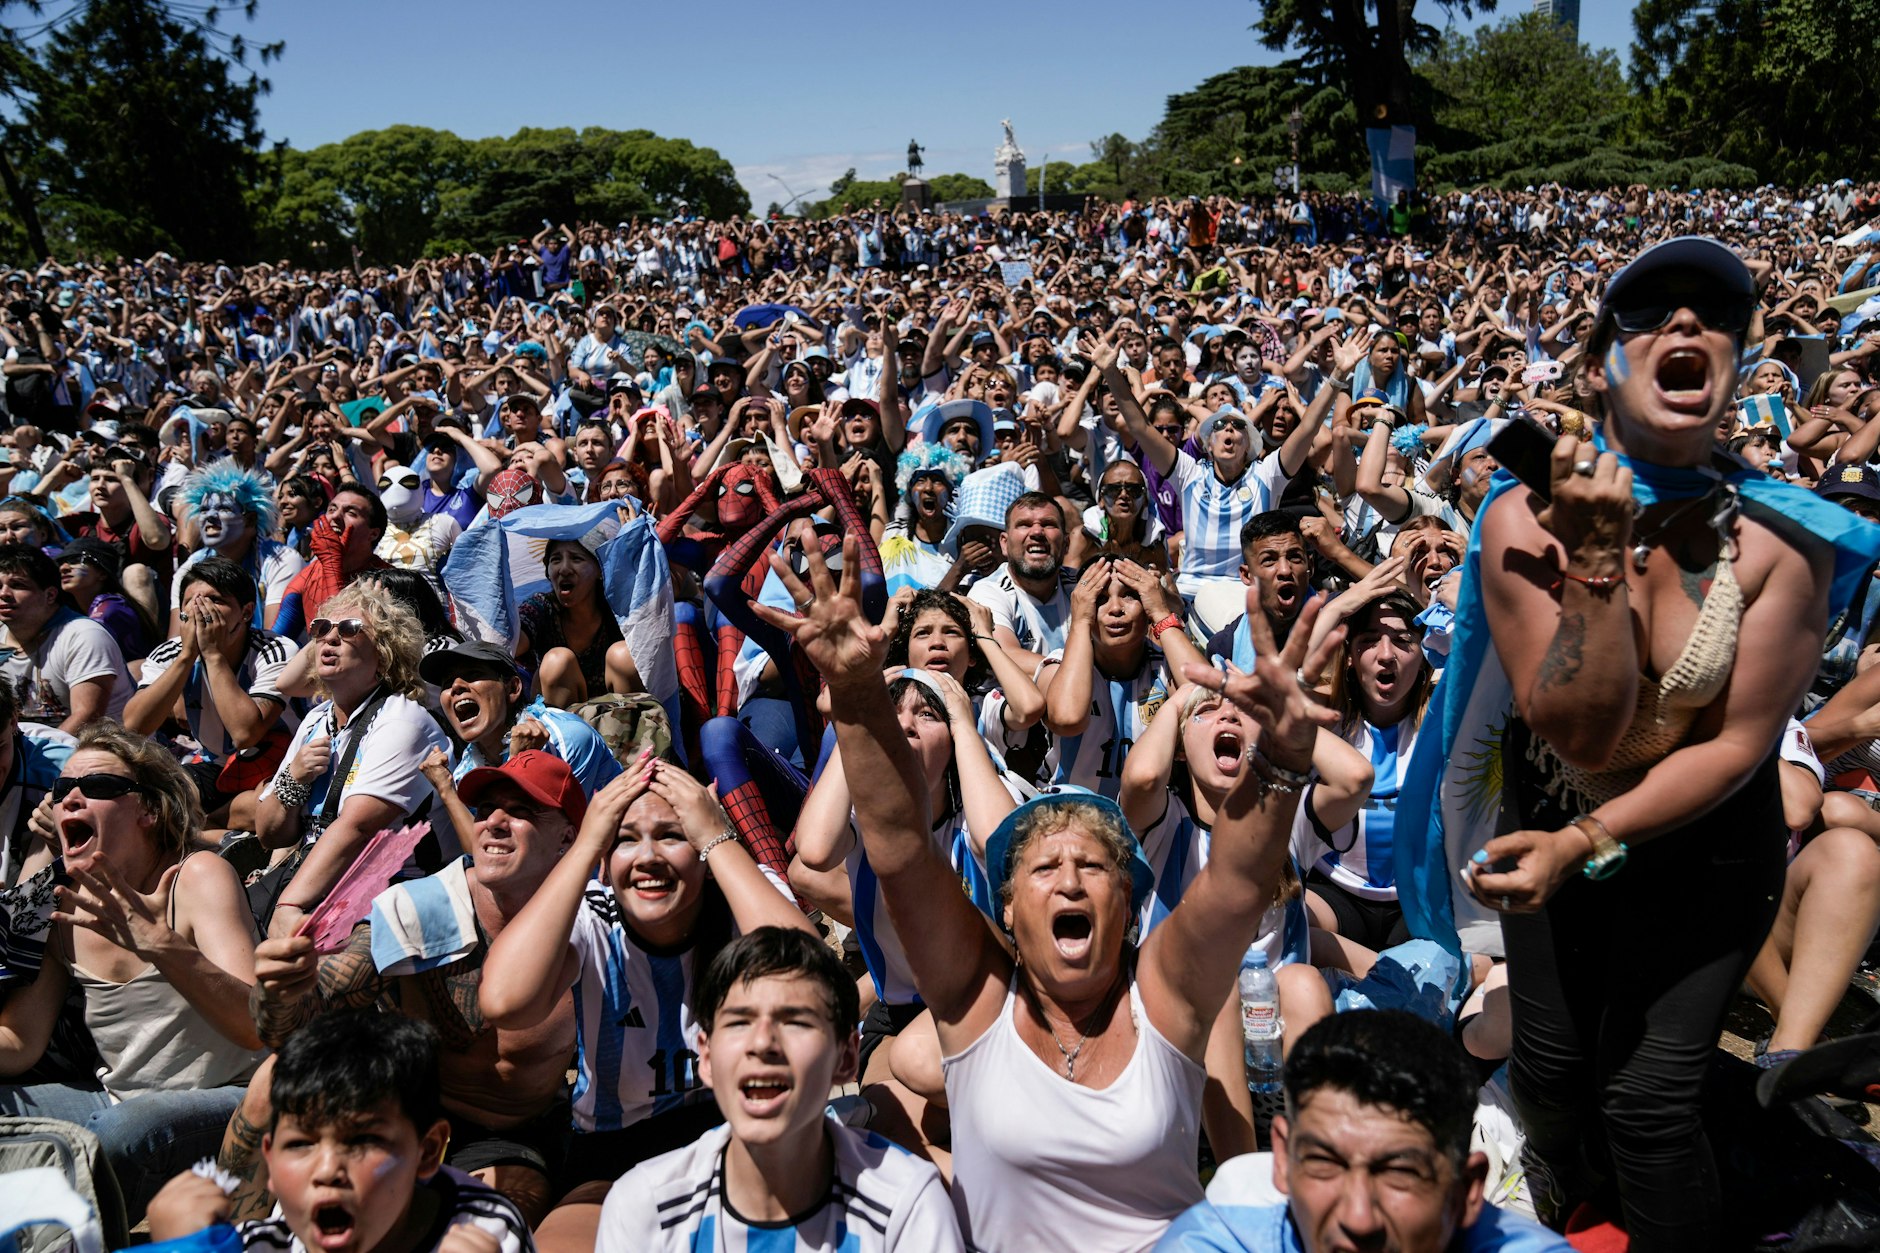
[
  {"left": 1295, "top": 667, "right": 1313, "bottom": 691},
  {"left": 1571, "top": 459, "right": 1597, "bottom": 478},
  {"left": 1499, "top": 895, "right": 1511, "bottom": 910}
]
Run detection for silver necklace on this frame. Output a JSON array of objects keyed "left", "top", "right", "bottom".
[
  {"left": 1629, "top": 488, "right": 1731, "bottom": 573},
  {"left": 1025, "top": 973, "right": 1124, "bottom": 1081}
]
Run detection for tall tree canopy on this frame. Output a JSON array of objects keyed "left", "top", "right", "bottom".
[
  {"left": 1, "top": 0, "right": 278, "bottom": 260},
  {"left": 1630, "top": 0, "right": 1880, "bottom": 186}
]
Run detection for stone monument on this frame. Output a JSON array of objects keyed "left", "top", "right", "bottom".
[{"left": 994, "top": 119, "right": 1026, "bottom": 201}]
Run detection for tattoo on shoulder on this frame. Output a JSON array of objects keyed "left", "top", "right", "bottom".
[{"left": 1537, "top": 611, "right": 1586, "bottom": 691}]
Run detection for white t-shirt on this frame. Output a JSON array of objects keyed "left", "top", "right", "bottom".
[
  {"left": 967, "top": 566, "right": 1075, "bottom": 656},
  {"left": 598, "top": 1119, "right": 962, "bottom": 1253},
  {"left": 259, "top": 690, "right": 449, "bottom": 840},
  {"left": 0, "top": 609, "right": 131, "bottom": 725},
  {"left": 136, "top": 629, "right": 302, "bottom": 761}
]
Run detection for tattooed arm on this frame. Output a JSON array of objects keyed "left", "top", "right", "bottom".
[
  {"left": 1479, "top": 486, "right": 1639, "bottom": 769},
  {"left": 217, "top": 1056, "right": 279, "bottom": 1223},
  {"left": 250, "top": 924, "right": 388, "bottom": 1049}
]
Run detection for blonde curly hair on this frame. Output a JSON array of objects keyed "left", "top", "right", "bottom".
[
  {"left": 317, "top": 582, "right": 425, "bottom": 700},
  {"left": 74, "top": 721, "right": 202, "bottom": 862}
]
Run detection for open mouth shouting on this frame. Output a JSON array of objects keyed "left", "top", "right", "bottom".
[
  {"left": 1653, "top": 345, "right": 1714, "bottom": 413},
  {"left": 1050, "top": 907, "right": 1096, "bottom": 962},
  {"left": 307, "top": 1200, "right": 357, "bottom": 1251},
  {"left": 736, "top": 1072, "right": 795, "bottom": 1117},
  {"left": 59, "top": 814, "right": 97, "bottom": 856},
  {"left": 1211, "top": 727, "right": 1246, "bottom": 776}
]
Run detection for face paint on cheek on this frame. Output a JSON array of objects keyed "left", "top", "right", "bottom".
[
  {"left": 1460, "top": 468, "right": 1479, "bottom": 488},
  {"left": 1604, "top": 339, "right": 1630, "bottom": 387}
]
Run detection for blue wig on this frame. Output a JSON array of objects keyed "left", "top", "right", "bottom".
[
  {"left": 182, "top": 462, "right": 279, "bottom": 535},
  {"left": 895, "top": 443, "right": 971, "bottom": 497}
]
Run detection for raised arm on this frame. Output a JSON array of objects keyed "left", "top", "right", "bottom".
[
  {"left": 1137, "top": 588, "right": 1344, "bottom": 1061},
  {"left": 481, "top": 761, "right": 652, "bottom": 1028},
  {"left": 1478, "top": 437, "right": 1638, "bottom": 768},
  {"left": 750, "top": 538, "right": 1010, "bottom": 1035}
]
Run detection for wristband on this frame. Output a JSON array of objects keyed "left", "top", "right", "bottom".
[
  {"left": 1148, "top": 613, "right": 1184, "bottom": 643},
  {"left": 1551, "top": 568, "right": 1625, "bottom": 595},
  {"left": 698, "top": 830, "right": 739, "bottom": 862},
  {"left": 1571, "top": 814, "right": 1628, "bottom": 880},
  {"left": 273, "top": 774, "right": 312, "bottom": 811},
  {"left": 1249, "top": 744, "right": 1313, "bottom": 791}
]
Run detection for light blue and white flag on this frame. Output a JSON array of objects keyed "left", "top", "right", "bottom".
[{"left": 440, "top": 501, "right": 678, "bottom": 718}]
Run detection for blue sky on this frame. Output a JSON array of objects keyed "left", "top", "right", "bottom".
[{"left": 234, "top": 0, "right": 1635, "bottom": 208}]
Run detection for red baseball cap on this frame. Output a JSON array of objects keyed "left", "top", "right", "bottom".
[{"left": 456, "top": 750, "right": 587, "bottom": 828}]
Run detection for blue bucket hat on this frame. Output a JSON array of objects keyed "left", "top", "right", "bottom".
[
  {"left": 983, "top": 787, "right": 1155, "bottom": 927},
  {"left": 941, "top": 464, "right": 1028, "bottom": 556},
  {"left": 919, "top": 398, "right": 997, "bottom": 459}
]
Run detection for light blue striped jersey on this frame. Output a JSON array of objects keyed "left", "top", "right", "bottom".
[
  {"left": 595, "top": 1119, "right": 963, "bottom": 1253},
  {"left": 847, "top": 779, "right": 1016, "bottom": 1006},
  {"left": 1298, "top": 720, "right": 1414, "bottom": 902},
  {"left": 1137, "top": 793, "right": 1309, "bottom": 970},
  {"left": 1172, "top": 448, "right": 1293, "bottom": 590},
  {"left": 567, "top": 887, "right": 710, "bottom": 1133},
  {"left": 1040, "top": 650, "right": 1173, "bottom": 801}
]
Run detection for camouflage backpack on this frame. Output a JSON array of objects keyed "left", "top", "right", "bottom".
[{"left": 569, "top": 692, "right": 675, "bottom": 769}]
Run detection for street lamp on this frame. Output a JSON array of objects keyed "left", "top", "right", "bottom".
[
  {"left": 1287, "top": 107, "right": 1303, "bottom": 195},
  {"left": 768, "top": 172, "right": 811, "bottom": 216}
]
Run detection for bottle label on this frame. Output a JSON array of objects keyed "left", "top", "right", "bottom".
[{"left": 1242, "top": 1001, "right": 1279, "bottom": 1039}]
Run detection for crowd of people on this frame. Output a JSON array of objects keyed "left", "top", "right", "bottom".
[{"left": 4, "top": 180, "right": 1880, "bottom": 1253}]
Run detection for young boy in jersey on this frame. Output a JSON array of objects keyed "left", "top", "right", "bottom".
[
  {"left": 595, "top": 927, "right": 962, "bottom": 1252},
  {"left": 145, "top": 1011, "right": 532, "bottom": 1253}
]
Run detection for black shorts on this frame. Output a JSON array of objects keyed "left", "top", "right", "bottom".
[
  {"left": 557, "top": 1100, "right": 725, "bottom": 1194},
  {"left": 1306, "top": 869, "right": 1410, "bottom": 953},
  {"left": 857, "top": 999, "right": 925, "bottom": 1078},
  {"left": 445, "top": 1095, "right": 572, "bottom": 1180}
]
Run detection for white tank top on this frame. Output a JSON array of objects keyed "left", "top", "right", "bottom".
[{"left": 941, "top": 978, "right": 1205, "bottom": 1253}]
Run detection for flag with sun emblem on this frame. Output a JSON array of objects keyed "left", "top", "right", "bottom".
[{"left": 440, "top": 501, "right": 677, "bottom": 724}]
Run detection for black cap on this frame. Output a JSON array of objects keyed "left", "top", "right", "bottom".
[
  {"left": 419, "top": 638, "right": 521, "bottom": 686},
  {"left": 1815, "top": 463, "right": 1880, "bottom": 504},
  {"left": 56, "top": 537, "right": 122, "bottom": 578}
]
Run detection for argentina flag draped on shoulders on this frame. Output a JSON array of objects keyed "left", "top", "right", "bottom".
[
  {"left": 1393, "top": 446, "right": 1880, "bottom": 971},
  {"left": 439, "top": 498, "right": 680, "bottom": 728}
]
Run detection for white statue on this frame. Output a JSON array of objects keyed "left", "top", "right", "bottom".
[{"left": 995, "top": 119, "right": 1026, "bottom": 199}]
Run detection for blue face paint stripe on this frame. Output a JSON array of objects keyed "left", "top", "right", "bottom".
[{"left": 1604, "top": 338, "right": 1630, "bottom": 386}]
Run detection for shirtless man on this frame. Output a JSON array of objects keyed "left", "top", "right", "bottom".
[{"left": 227, "top": 751, "right": 587, "bottom": 1226}]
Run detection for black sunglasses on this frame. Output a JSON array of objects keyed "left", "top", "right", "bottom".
[
  {"left": 53, "top": 773, "right": 149, "bottom": 803},
  {"left": 1100, "top": 482, "right": 1146, "bottom": 501},
  {"left": 1211, "top": 417, "right": 1249, "bottom": 434},
  {"left": 1611, "top": 300, "right": 1753, "bottom": 336}
]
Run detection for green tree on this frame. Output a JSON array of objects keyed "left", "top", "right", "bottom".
[
  {"left": 1248, "top": 0, "right": 1495, "bottom": 130},
  {"left": 1630, "top": 0, "right": 1880, "bottom": 185},
  {"left": 926, "top": 173, "right": 994, "bottom": 202},
  {"left": 3, "top": 0, "right": 279, "bottom": 259},
  {"left": 1415, "top": 13, "right": 1636, "bottom": 187}
]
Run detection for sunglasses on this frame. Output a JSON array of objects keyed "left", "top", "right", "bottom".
[
  {"left": 1211, "top": 417, "right": 1249, "bottom": 434},
  {"left": 308, "top": 617, "right": 367, "bottom": 641},
  {"left": 52, "top": 773, "right": 149, "bottom": 803},
  {"left": 1611, "top": 300, "right": 1753, "bottom": 336},
  {"left": 1100, "top": 482, "right": 1146, "bottom": 501}
]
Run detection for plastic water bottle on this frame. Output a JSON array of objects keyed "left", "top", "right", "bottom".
[{"left": 1240, "top": 950, "right": 1283, "bottom": 1095}]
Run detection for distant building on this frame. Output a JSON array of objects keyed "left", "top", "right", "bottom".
[{"left": 1535, "top": 0, "right": 1579, "bottom": 34}]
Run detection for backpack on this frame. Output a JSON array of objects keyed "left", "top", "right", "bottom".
[
  {"left": 568, "top": 692, "right": 675, "bottom": 769},
  {"left": 0, "top": 1118, "right": 127, "bottom": 1253}
]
